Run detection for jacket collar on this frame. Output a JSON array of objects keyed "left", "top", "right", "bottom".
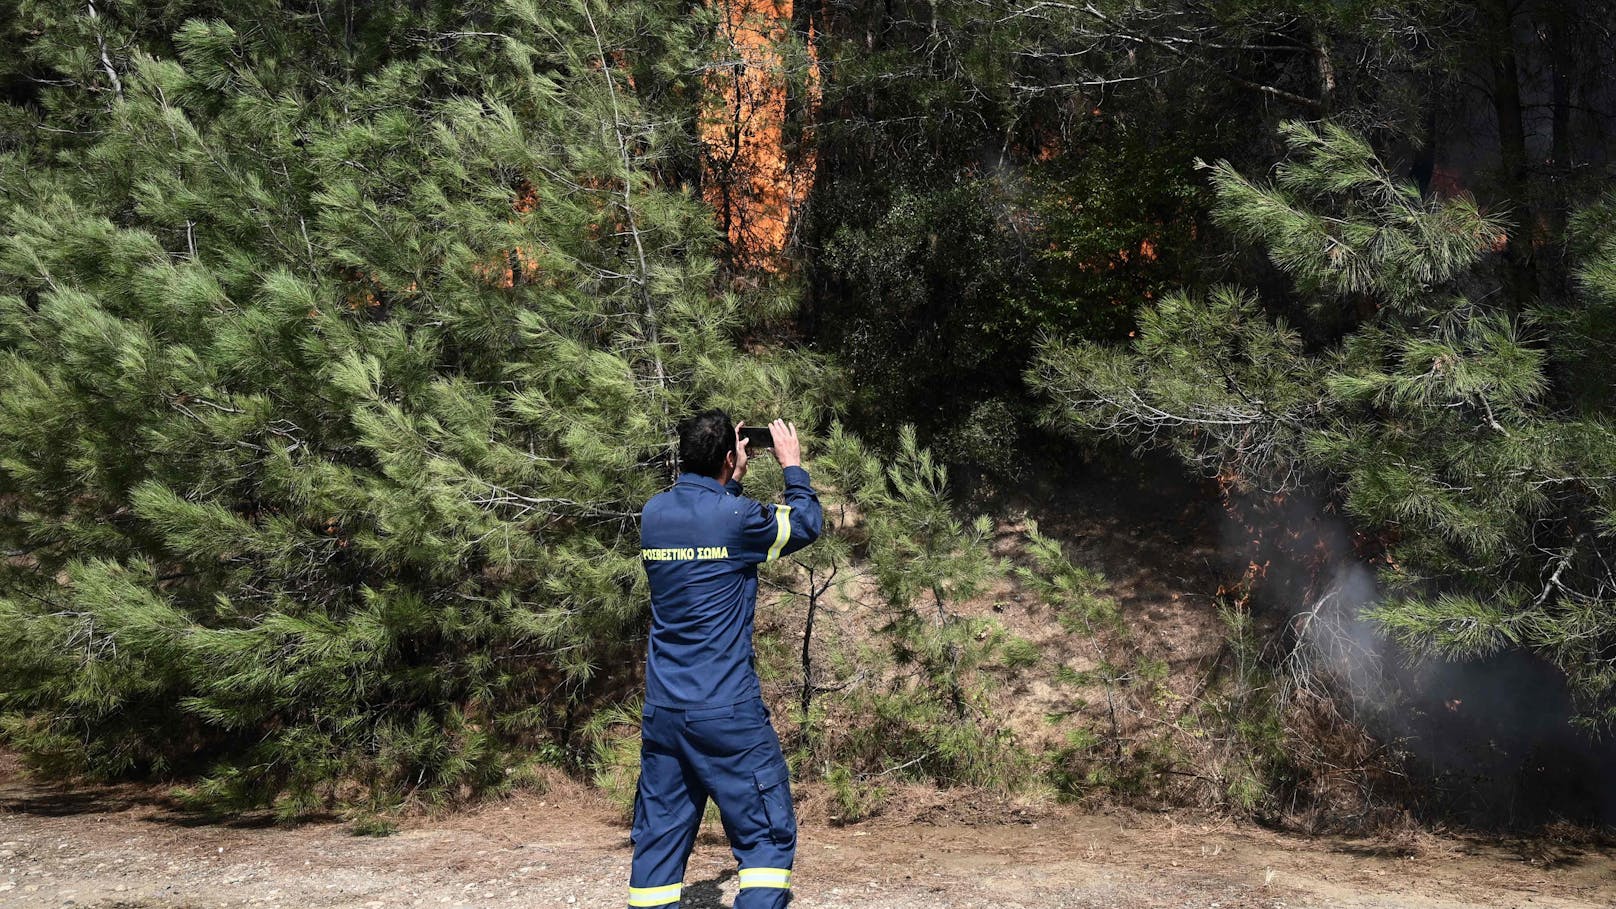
[{"left": 676, "top": 472, "right": 729, "bottom": 494}]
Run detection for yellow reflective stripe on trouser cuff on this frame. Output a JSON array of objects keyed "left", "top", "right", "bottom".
[
  {"left": 627, "top": 882, "right": 682, "bottom": 906},
  {"left": 738, "top": 867, "right": 792, "bottom": 889},
  {"left": 765, "top": 504, "right": 792, "bottom": 562}
]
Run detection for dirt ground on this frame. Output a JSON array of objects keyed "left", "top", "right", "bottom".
[{"left": 2, "top": 764, "right": 1612, "bottom": 909}]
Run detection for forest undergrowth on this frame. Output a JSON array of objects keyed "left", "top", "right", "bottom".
[{"left": 584, "top": 441, "right": 1602, "bottom": 841}]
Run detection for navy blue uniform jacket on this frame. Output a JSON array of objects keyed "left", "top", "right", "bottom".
[{"left": 639, "top": 466, "right": 824, "bottom": 708}]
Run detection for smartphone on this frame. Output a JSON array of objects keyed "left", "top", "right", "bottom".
[{"left": 739, "top": 426, "right": 774, "bottom": 450}]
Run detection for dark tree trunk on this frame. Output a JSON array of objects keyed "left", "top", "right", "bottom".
[
  {"left": 1410, "top": 89, "right": 1440, "bottom": 196},
  {"left": 1481, "top": 0, "right": 1536, "bottom": 305},
  {"left": 1312, "top": 29, "right": 1337, "bottom": 116},
  {"left": 1546, "top": 7, "right": 1573, "bottom": 249}
]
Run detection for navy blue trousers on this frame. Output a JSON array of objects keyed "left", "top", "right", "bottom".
[{"left": 628, "top": 697, "right": 796, "bottom": 908}]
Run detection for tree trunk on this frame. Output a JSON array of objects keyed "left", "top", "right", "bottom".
[
  {"left": 1312, "top": 29, "right": 1336, "bottom": 116},
  {"left": 1546, "top": 7, "right": 1573, "bottom": 258},
  {"left": 800, "top": 565, "right": 821, "bottom": 717},
  {"left": 1481, "top": 0, "right": 1535, "bottom": 305}
]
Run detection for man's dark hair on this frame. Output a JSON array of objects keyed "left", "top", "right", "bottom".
[{"left": 678, "top": 408, "right": 735, "bottom": 478}]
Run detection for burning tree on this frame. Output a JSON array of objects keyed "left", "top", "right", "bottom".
[
  {"left": 700, "top": 0, "right": 820, "bottom": 271},
  {"left": 1032, "top": 121, "right": 1616, "bottom": 734},
  {"left": 0, "top": 1, "right": 821, "bottom": 812}
]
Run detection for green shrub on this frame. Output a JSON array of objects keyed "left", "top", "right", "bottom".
[
  {"left": 999, "top": 636, "right": 1042, "bottom": 670},
  {"left": 348, "top": 816, "right": 399, "bottom": 838},
  {"left": 825, "top": 762, "right": 886, "bottom": 825}
]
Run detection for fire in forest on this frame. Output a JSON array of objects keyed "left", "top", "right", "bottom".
[
  {"left": 1215, "top": 468, "right": 1616, "bottom": 826},
  {"left": 700, "top": 0, "right": 820, "bottom": 271}
]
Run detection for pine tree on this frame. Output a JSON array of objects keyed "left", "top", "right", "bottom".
[
  {"left": 1031, "top": 122, "right": 1616, "bottom": 733},
  {"left": 801, "top": 425, "right": 1026, "bottom": 789},
  {"left": 0, "top": 0, "right": 824, "bottom": 812}
]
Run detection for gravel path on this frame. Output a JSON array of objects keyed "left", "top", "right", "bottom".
[{"left": 1, "top": 769, "right": 1612, "bottom": 909}]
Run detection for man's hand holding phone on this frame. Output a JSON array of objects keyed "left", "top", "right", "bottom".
[
  {"left": 768, "top": 419, "right": 801, "bottom": 468},
  {"left": 734, "top": 419, "right": 801, "bottom": 476}
]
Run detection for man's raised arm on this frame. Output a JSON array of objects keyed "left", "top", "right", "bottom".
[{"left": 735, "top": 419, "right": 823, "bottom": 563}]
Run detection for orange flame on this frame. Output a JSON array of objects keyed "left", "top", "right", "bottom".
[
  {"left": 475, "top": 180, "right": 543, "bottom": 288},
  {"left": 701, "top": 1, "right": 820, "bottom": 271}
]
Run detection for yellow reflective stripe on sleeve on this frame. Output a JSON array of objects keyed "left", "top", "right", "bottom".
[
  {"left": 627, "top": 881, "right": 683, "bottom": 906},
  {"left": 737, "top": 867, "right": 792, "bottom": 889},
  {"left": 765, "top": 504, "right": 792, "bottom": 563}
]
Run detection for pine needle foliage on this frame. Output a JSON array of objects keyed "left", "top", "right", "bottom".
[
  {"left": 796, "top": 424, "right": 1030, "bottom": 791},
  {"left": 1205, "top": 122, "right": 1504, "bottom": 312},
  {"left": 0, "top": 1, "right": 820, "bottom": 811},
  {"left": 1031, "top": 122, "right": 1616, "bottom": 732}
]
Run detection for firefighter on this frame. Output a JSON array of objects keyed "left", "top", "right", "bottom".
[{"left": 627, "top": 410, "right": 823, "bottom": 909}]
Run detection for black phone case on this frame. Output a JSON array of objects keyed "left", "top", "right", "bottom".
[{"left": 740, "top": 427, "right": 774, "bottom": 449}]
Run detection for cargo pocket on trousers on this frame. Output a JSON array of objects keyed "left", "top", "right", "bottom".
[{"left": 753, "top": 762, "right": 796, "bottom": 846}]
